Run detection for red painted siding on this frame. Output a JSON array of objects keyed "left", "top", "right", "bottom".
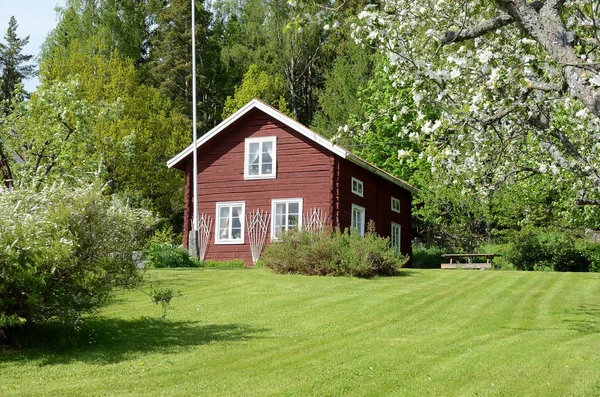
[
  {"left": 336, "top": 158, "right": 413, "bottom": 265},
  {"left": 187, "top": 109, "right": 333, "bottom": 264},
  {"left": 179, "top": 108, "right": 414, "bottom": 266}
]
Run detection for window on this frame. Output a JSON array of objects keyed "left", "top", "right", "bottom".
[
  {"left": 351, "top": 204, "right": 366, "bottom": 236},
  {"left": 391, "top": 197, "right": 400, "bottom": 213},
  {"left": 351, "top": 177, "right": 363, "bottom": 197},
  {"left": 271, "top": 198, "right": 303, "bottom": 240},
  {"left": 215, "top": 202, "right": 245, "bottom": 244},
  {"left": 244, "top": 136, "right": 276, "bottom": 179},
  {"left": 391, "top": 222, "right": 401, "bottom": 255}
]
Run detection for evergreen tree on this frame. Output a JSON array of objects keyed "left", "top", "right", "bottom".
[
  {"left": 149, "top": 0, "right": 225, "bottom": 130},
  {"left": 0, "top": 16, "right": 35, "bottom": 115}
]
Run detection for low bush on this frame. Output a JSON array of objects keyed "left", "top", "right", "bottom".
[
  {"left": 145, "top": 244, "right": 198, "bottom": 268},
  {"left": 505, "top": 228, "right": 594, "bottom": 272},
  {"left": 412, "top": 245, "right": 445, "bottom": 269},
  {"left": 262, "top": 225, "right": 408, "bottom": 278}
]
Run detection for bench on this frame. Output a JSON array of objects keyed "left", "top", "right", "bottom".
[{"left": 441, "top": 253, "right": 497, "bottom": 270}]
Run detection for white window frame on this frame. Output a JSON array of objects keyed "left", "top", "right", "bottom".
[
  {"left": 244, "top": 136, "right": 277, "bottom": 180},
  {"left": 351, "top": 204, "right": 366, "bottom": 236},
  {"left": 215, "top": 201, "right": 246, "bottom": 245},
  {"left": 351, "top": 177, "right": 364, "bottom": 197},
  {"left": 271, "top": 198, "right": 303, "bottom": 241},
  {"left": 391, "top": 222, "right": 401, "bottom": 255},
  {"left": 391, "top": 197, "right": 401, "bottom": 213}
]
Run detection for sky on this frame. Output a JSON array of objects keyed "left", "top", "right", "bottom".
[{"left": 0, "top": 1, "right": 65, "bottom": 92}]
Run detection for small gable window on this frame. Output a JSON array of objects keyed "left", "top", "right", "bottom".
[
  {"left": 244, "top": 136, "right": 277, "bottom": 179},
  {"left": 351, "top": 177, "right": 363, "bottom": 197},
  {"left": 391, "top": 197, "right": 400, "bottom": 213}
]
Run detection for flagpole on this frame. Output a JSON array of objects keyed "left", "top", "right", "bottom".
[{"left": 191, "top": 0, "right": 199, "bottom": 257}]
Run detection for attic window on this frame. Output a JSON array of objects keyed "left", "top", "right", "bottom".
[
  {"left": 351, "top": 177, "right": 363, "bottom": 197},
  {"left": 244, "top": 136, "right": 277, "bottom": 180}
]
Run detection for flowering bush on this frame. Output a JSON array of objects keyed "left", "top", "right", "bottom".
[{"left": 0, "top": 181, "right": 154, "bottom": 328}]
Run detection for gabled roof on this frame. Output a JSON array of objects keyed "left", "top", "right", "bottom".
[{"left": 167, "top": 99, "right": 418, "bottom": 193}]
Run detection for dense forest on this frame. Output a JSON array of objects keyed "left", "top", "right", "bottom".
[{"left": 2, "top": 0, "right": 600, "bottom": 267}]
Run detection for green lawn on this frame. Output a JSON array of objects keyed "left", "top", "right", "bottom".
[{"left": 2, "top": 268, "right": 600, "bottom": 396}]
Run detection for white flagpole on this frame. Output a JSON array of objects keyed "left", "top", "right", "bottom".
[{"left": 191, "top": 0, "right": 199, "bottom": 256}]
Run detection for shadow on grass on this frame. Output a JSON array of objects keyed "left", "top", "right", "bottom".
[
  {"left": 564, "top": 304, "right": 600, "bottom": 334},
  {"left": 1, "top": 317, "right": 267, "bottom": 366}
]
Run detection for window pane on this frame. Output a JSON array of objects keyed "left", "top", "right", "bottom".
[
  {"left": 289, "top": 202, "right": 299, "bottom": 214},
  {"left": 232, "top": 228, "right": 242, "bottom": 239},
  {"left": 262, "top": 150, "right": 272, "bottom": 163},
  {"left": 262, "top": 162, "right": 272, "bottom": 174},
  {"left": 220, "top": 207, "right": 230, "bottom": 219},
  {"left": 249, "top": 143, "right": 259, "bottom": 163},
  {"left": 288, "top": 214, "right": 298, "bottom": 228},
  {"left": 219, "top": 227, "right": 228, "bottom": 239},
  {"left": 276, "top": 203, "right": 286, "bottom": 216}
]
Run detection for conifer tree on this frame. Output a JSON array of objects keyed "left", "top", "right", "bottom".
[{"left": 0, "top": 16, "right": 35, "bottom": 115}]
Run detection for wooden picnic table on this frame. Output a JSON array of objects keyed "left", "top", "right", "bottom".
[{"left": 441, "top": 253, "right": 498, "bottom": 269}]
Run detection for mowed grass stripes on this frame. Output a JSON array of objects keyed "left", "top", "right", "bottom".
[{"left": 1, "top": 269, "right": 599, "bottom": 396}]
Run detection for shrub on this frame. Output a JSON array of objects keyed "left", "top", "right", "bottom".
[
  {"left": 0, "top": 181, "right": 153, "bottom": 327},
  {"left": 145, "top": 244, "right": 198, "bottom": 268},
  {"left": 262, "top": 225, "right": 408, "bottom": 278},
  {"left": 412, "top": 245, "right": 445, "bottom": 269},
  {"left": 505, "top": 228, "right": 593, "bottom": 272}
]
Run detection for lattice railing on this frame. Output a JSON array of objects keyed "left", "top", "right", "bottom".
[
  {"left": 304, "top": 208, "right": 328, "bottom": 233},
  {"left": 247, "top": 209, "right": 270, "bottom": 264}
]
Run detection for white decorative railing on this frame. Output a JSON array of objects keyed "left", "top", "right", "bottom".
[
  {"left": 304, "top": 208, "right": 328, "bottom": 233},
  {"left": 197, "top": 213, "right": 213, "bottom": 262},
  {"left": 247, "top": 209, "right": 270, "bottom": 264}
]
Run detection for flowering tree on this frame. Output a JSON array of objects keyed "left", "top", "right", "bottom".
[
  {"left": 343, "top": 1, "right": 600, "bottom": 204},
  {"left": 0, "top": 181, "right": 153, "bottom": 327},
  {"left": 0, "top": 79, "right": 119, "bottom": 188}
]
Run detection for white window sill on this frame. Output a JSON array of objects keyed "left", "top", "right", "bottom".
[{"left": 244, "top": 174, "right": 277, "bottom": 181}]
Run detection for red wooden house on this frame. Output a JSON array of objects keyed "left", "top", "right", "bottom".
[{"left": 167, "top": 99, "right": 417, "bottom": 265}]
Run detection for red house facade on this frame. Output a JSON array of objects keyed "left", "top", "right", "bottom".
[{"left": 167, "top": 99, "right": 417, "bottom": 265}]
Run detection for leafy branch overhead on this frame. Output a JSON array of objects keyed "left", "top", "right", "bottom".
[{"left": 342, "top": 0, "right": 600, "bottom": 202}]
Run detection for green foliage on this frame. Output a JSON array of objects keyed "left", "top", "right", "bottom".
[
  {"left": 147, "top": 226, "right": 177, "bottom": 247},
  {"left": 311, "top": 41, "right": 374, "bottom": 137},
  {"left": 145, "top": 244, "right": 197, "bottom": 269},
  {"left": 262, "top": 226, "right": 408, "bottom": 278},
  {"left": 149, "top": 0, "right": 224, "bottom": 125},
  {"left": 0, "top": 16, "right": 35, "bottom": 114},
  {"left": 222, "top": 64, "right": 290, "bottom": 118},
  {"left": 40, "top": 41, "right": 189, "bottom": 222},
  {"left": 506, "top": 229, "right": 593, "bottom": 272},
  {"left": 148, "top": 287, "right": 181, "bottom": 319},
  {"left": 412, "top": 245, "right": 445, "bottom": 269},
  {"left": 0, "top": 79, "right": 117, "bottom": 187},
  {"left": 0, "top": 181, "right": 154, "bottom": 327},
  {"left": 200, "top": 259, "right": 246, "bottom": 269}
]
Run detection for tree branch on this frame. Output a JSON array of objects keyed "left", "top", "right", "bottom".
[
  {"left": 575, "top": 198, "right": 600, "bottom": 205},
  {"left": 441, "top": 13, "right": 514, "bottom": 44}
]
